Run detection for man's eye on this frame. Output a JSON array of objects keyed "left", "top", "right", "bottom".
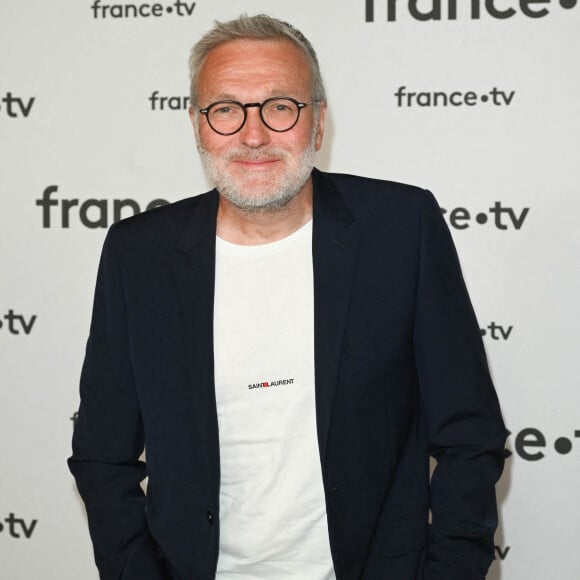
[{"left": 214, "top": 106, "right": 233, "bottom": 115}]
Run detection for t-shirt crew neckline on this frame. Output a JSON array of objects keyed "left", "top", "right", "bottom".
[{"left": 215, "top": 219, "right": 313, "bottom": 257}]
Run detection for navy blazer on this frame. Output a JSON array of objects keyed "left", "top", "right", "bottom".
[{"left": 69, "top": 169, "right": 506, "bottom": 580}]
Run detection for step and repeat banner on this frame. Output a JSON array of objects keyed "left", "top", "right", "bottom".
[{"left": 1, "top": 1, "right": 579, "bottom": 578}]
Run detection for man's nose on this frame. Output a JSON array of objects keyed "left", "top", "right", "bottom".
[{"left": 238, "top": 107, "right": 271, "bottom": 148}]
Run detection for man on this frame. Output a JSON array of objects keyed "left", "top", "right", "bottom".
[{"left": 69, "top": 14, "right": 506, "bottom": 580}]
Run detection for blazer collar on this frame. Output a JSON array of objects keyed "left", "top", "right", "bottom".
[
  {"left": 311, "top": 169, "right": 359, "bottom": 465},
  {"left": 173, "top": 169, "right": 356, "bottom": 251},
  {"left": 175, "top": 188, "right": 219, "bottom": 253}
]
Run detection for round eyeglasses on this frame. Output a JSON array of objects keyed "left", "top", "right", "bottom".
[{"left": 198, "top": 97, "right": 317, "bottom": 136}]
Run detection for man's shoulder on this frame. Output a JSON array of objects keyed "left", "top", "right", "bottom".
[
  {"left": 316, "top": 169, "right": 437, "bottom": 218},
  {"left": 317, "top": 170, "right": 432, "bottom": 207},
  {"left": 108, "top": 189, "right": 217, "bottom": 248}
]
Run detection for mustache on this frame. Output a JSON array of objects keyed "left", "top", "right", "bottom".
[{"left": 223, "top": 147, "right": 291, "bottom": 162}]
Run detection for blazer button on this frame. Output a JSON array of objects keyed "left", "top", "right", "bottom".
[{"left": 207, "top": 510, "right": 214, "bottom": 524}]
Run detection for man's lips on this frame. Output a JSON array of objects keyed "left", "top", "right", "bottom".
[{"left": 232, "top": 158, "right": 279, "bottom": 167}]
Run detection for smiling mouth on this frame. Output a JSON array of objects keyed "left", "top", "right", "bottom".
[
  {"left": 234, "top": 158, "right": 278, "bottom": 163},
  {"left": 233, "top": 158, "right": 279, "bottom": 168}
]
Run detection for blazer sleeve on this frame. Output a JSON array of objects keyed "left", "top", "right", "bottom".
[
  {"left": 413, "top": 191, "right": 507, "bottom": 579},
  {"left": 68, "top": 224, "right": 153, "bottom": 580}
]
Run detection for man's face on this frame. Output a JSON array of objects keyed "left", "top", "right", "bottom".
[{"left": 190, "top": 39, "right": 326, "bottom": 212}]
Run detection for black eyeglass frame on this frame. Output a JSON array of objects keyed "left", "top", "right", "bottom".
[{"left": 197, "top": 97, "right": 318, "bottom": 136}]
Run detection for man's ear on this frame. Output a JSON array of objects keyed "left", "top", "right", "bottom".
[
  {"left": 189, "top": 105, "right": 201, "bottom": 144},
  {"left": 314, "top": 102, "right": 327, "bottom": 151}
]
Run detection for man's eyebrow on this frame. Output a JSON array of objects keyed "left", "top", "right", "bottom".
[
  {"left": 212, "top": 93, "right": 238, "bottom": 101},
  {"left": 207, "top": 89, "right": 297, "bottom": 103},
  {"left": 198, "top": 93, "right": 237, "bottom": 105}
]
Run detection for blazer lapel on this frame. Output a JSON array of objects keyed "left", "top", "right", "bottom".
[
  {"left": 312, "top": 169, "right": 359, "bottom": 465},
  {"left": 171, "top": 190, "right": 221, "bottom": 482}
]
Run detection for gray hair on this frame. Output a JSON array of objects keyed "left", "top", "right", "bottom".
[{"left": 188, "top": 14, "right": 326, "bottom": 106}]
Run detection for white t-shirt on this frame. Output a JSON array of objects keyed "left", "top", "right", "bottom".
[{"left": 213, "top": 220, "right": 335, "bottom": 580}]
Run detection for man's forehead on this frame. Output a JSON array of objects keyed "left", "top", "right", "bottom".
[{"left": 198, "top": 39, "right": 312, "bottom": 100}]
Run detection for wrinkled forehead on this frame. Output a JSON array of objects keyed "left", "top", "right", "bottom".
[{"left": 197, "top": 39, "right": 313, "bottom": 102}]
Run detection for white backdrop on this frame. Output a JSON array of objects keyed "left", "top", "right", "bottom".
[{"left": 1, "top": 1, "right": 579, "bottom": 578}]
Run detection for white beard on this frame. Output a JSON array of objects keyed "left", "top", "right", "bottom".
[{"left": 196, "top": 126, "right": 318, "bottom": 214}]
